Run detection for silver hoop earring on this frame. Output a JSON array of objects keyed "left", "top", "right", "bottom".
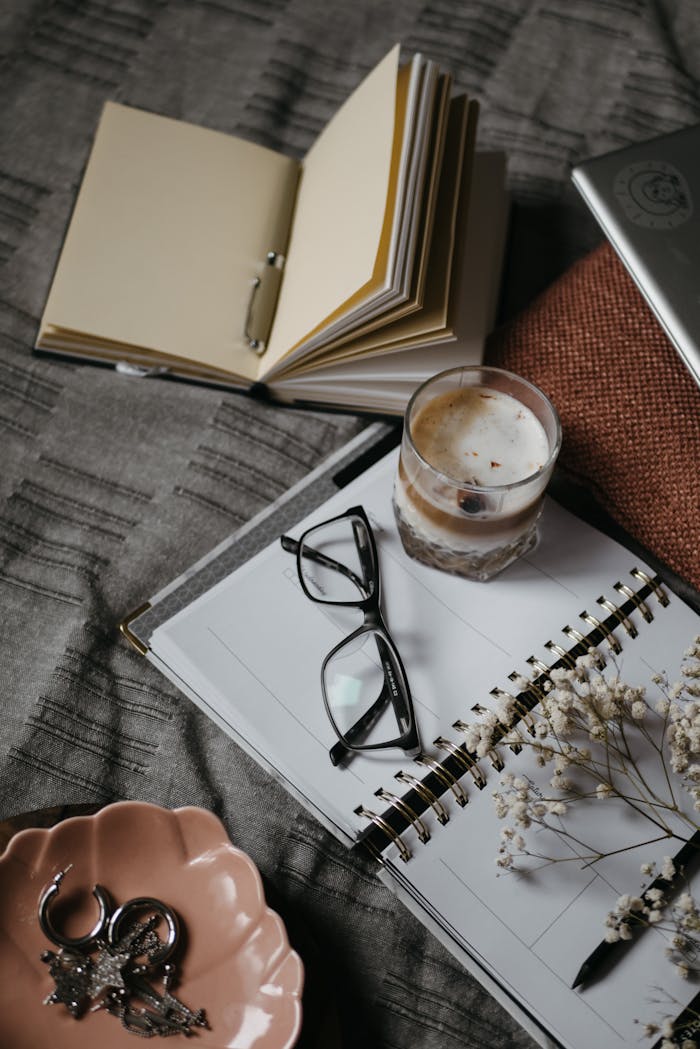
[
  {"left": 107, "top": 896, "right": 180, "bottom": 965},
  {"left": 38, "top": 867, "right": 111, "bottom": 949}
]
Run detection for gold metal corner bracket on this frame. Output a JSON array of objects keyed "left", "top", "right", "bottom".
[{"left": 118, "top": 602, "right": 152, "bottom": 655}]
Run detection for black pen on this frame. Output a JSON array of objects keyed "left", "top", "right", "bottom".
[
  {"left": 572, "top": 830, "right": 700, "bottom": 989},
  {"left": 650, "top": 985, "right": 700, "bottom": 1049}
]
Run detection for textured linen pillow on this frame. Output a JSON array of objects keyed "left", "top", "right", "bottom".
[{"left": 485, "top": 242, "right": 700, "bottom": 589}]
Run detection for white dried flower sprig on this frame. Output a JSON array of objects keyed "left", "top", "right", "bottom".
[
  {"left": 637, "top": 985, "right": 700, "bottom": 1048},
  {"left": 480, "top": 639, "right": 700, "bottom": 872},
  {"left": 603, "top": 857, "right": 700, "bottom": 983},
  {"left": 646, "top": 1025, "right": 697, "bottom": 1049},
  {"left": 473, "top": 638, "right": 700, "bottom": 1044}
]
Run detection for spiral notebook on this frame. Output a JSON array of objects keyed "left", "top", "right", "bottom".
[{"left": 122, "top": 424, "right": 700, "bottom": 1049}]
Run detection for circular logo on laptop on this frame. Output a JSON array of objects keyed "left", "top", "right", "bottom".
[{"left": 614, "top": 159, "right": 692, "bottom": 229}]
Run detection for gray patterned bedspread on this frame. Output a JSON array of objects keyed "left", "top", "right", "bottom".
[{"left": 1, "top": 3, "right": 699, "bottom": 1046}]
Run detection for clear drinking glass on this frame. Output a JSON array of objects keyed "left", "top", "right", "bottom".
[{"left": 393, "top": 366, "right": 561, "bottom": 581}]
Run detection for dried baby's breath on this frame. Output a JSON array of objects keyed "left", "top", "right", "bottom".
[
  {"left": 481, "top": 640, "right": 700, "bottom": 873},
  {"left": 469, "top": 637, "right": 700, "bottom": 1041}
]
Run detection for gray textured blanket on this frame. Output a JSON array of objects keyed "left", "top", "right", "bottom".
[{"left": 2, "top": 2, "right": 699, "bottom": 1046}]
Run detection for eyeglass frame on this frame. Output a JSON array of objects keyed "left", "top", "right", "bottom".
[{"left": 280, "top": 505, "right": 421, "bottom": 766}]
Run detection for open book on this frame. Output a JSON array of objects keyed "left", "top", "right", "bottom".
[
  {"left": 121, "top": 425, "right": 700, "bottom": 1049},
  {"left": 35, "top": 47, "right": 507, "bottom": 416}
]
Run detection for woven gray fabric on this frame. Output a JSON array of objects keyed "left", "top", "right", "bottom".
[{"left": 1, "top": 3, "right": 699, "bottom": 1047}]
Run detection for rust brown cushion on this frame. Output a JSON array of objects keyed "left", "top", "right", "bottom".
[{"left": 486, "top": 241, "right": 700, "bottom": 589}]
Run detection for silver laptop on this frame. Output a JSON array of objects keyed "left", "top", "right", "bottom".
[{"left": 572, "top": 124, "right": 700, "bottom": 390}]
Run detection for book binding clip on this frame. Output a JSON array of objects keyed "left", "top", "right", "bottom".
[
  {"left": 116, "top": 362, "right": 170, "bottom": 378},
  {"left": 245, "top": 251, "right": 285, "bottom": 355}
]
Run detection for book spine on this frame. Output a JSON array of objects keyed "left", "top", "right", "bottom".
[{"left": 355, "top": 569, "right": 669, "bottom": 862}]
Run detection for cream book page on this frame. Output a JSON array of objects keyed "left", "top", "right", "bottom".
[
  {"left": 267, "top": 151, "right": 508, "bottom": 412},
  {"left": 275, "top": 95, "right": 473, "bottom": 377},
  {"left": 38, "top": 102, "right": 299, "bottom": 381},
  {"left": 263, "top": 46, "right": 402, "bottom": 367}
]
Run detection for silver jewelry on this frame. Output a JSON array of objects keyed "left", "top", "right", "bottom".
[
  {"left": 38, "top": 866, "right": 111, "bottom": 950},
  {"left": 38, "top": 870, "right": 207, "bottom": 1038},
  {"left": 40, "top": 948, "right": 92, "bottom": 1016},
  {"left": 107, "top": 897, "right": 179, "bottom": 966}
]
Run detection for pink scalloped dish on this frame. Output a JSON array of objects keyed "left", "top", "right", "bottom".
[{"left": 0, "top": 801, "right": 304, "bottom": 1048}]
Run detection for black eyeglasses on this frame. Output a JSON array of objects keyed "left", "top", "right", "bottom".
[{"left": 281, "top": 505, "right": 421, "bottom": 766}]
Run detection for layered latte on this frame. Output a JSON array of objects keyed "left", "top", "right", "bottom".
[{"left": 393, "top": 370, "right": 560, "bottom": 580}]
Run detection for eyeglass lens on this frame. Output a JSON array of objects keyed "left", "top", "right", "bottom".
[
  {"left": 298, "top": 514, "right": 376, "bottom": 604},
  {"left": 325, "top": 628, "right": 411, "bottom": 749}
]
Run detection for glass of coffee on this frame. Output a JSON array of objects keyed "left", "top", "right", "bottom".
[{"left": 393, "top": 366, "right": 561, "bottom": 581}]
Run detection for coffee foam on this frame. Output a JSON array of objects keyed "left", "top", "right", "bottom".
[{"left": 409, "top": 386, "right": 549, "bottom": 487}]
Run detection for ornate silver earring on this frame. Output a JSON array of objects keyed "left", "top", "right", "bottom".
[{"left": 107, "top": 896, "right": 179, "bottom": 965}]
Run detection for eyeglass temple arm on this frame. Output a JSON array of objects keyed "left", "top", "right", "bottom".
[
  {"left": 352, "top": 519, "right": 376, "bottom": 588},
  {"left": 280, "top": 535, "right": 367, "bottom": 595}
]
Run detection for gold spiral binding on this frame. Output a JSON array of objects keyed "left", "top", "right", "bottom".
[
  {"left": 544, "top": 639, "right": 578, "bottom": 670},
  {"left": 562, "top": 624, "right": 590, "bottom": 647},
  {"left": 580, "top": 611, "right": 622, "bottom": 654},
  {"left": 562, "top": 625, "right": 606, "bottom": 666},
  {"left": 357, "top": 563, "right": 670, "bottom": 865},
  {"left": 631, "top": 568, "right": 669, "bottom": 607},
  {"left": 355, "top": 807, "right": 411, "bottom": 862},
  {"left": 396, "top": 770, "right": 450, "bottom": 825},
  {"left": 614, "top": 581, "right": 653, "bottom": 623},
  {"left": 597, "top": 595, "right": 637, "bottom": 637},
  {"left": 376, "top": 788, "right": 430, "bottom": 843},
  {"left": 491, "top": 686, "right": 534, "bottom": 738},
  {"left": 435, "top": 737, "right": 487, "bottom": 788},
  {"left": 362, "top": 838, "right": 385, "bottom": 866},
  {"left": 453, "top": 720, "right": 504, "bottom": 770},
  {"left": 484, "top": 692, "right": 522, "bottom": 751},
  {"left": 415, "top": 754, "right": 468, "bottom": 806},
  {"left": 471, "top": 698, "right": 522, "bottom": 751},
  {"left": 512, "top": 701, "right": 537, "bottom": 733},
  {"left": 527, "top": 655, "right": 550, "bottom": 676},
  {"left": 510, "top": 669, "right": 547, "bottom": 704}
]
